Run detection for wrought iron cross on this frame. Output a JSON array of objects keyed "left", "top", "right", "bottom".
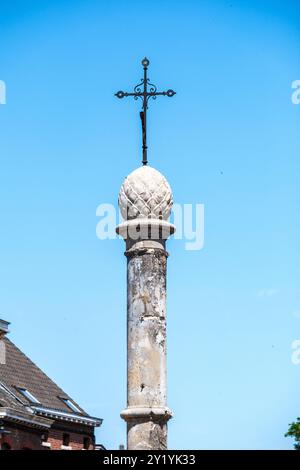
[{"left": 115, "top": 57, "right": 176, "bottom": 166}]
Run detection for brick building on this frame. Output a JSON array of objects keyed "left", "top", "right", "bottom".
[{"left": 0, "top": 319, "right": 102, "bottom": 450}]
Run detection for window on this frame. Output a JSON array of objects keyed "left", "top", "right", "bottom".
[
  {"left": 83, "top": 437, "right": 90, "bottom": 450},
  {"left": 63, "top": 433, "right": 70, "bottom": 447},
  {"left": 1, "top": 442, "right": 11, "bottom": 450},
  {"left": 59, "top": 397, "right": 81, "bottom": 413},
  {"left": 16, "top": 387, "right": 40, "bottom": 404}
]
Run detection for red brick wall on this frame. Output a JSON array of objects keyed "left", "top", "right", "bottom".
[
  {"left": 48, "top": 428, "right": 93, "bottom": 450},
  {"left": 0, "top": 425, "right": 44, "bottom": 450},
  {"left": 0, "top": 423, "right": 94, "bottom": 450}
]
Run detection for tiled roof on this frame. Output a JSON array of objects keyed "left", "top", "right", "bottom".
[
  {"left": 0, "top": 338, "right": 87, "bottom": 417},
  {"left": 0, "top": 386, "right": 23, "bottom": 410}
]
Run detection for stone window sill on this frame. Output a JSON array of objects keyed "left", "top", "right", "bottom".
[{"left": 42, "top": 442, "right": 51, "bottom": 448}]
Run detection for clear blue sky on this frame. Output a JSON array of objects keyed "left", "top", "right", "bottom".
[{"left": 1, "top": 0, "right": 300, "bottom": 450}]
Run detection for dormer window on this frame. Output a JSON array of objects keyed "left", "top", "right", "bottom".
[
  {"left": 59, "top": 397, "right": 81, "bottom": 413},
  {"left": 16, "top": 387, "right": 40, "bottom": 404}
]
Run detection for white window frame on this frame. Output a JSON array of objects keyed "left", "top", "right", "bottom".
[{"left": 17, "top": 387, "right": 40, "bottom": 404}]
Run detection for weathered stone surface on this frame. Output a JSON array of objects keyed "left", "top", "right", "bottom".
[
  {"left": 127, "top": 248, "right": 167, "bottom": 408},
  {"left": 118, "top": 166, "right": 173, "bottom": 221},
  {"left": 117, "top": 166, "right": 175, "bottom": 450},
  {"left": 117, "top": 231, "right": 174, "bottom": 450},
  {"left": 127, "top": 418, "right": 167, "bottom": 450}
]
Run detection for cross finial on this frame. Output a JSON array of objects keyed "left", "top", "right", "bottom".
[{"left": 115, "top": 58, "right": 176, "bottom": 166}]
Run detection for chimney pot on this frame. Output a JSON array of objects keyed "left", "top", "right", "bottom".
[{"left": 0, "top": 319, "right": 10, "bottom": 338}]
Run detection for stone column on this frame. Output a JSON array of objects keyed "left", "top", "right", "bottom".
[{"left": 116, "top": 166, "right": 175, "bottom": 450}]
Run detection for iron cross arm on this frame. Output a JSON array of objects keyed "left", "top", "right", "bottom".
[
  {"left": 115, "top": 57, "right": 176, "bottom": 165},
  {"left": 115, "top": 89, "right": 176, "bottom": 99}
]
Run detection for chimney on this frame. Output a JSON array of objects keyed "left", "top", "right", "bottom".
[
  {"left": 0, "top": 319, "right": 9, "bottom": 365},
  {"left": 0, "top": 319, "right": 10, "bottom": 339}
]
